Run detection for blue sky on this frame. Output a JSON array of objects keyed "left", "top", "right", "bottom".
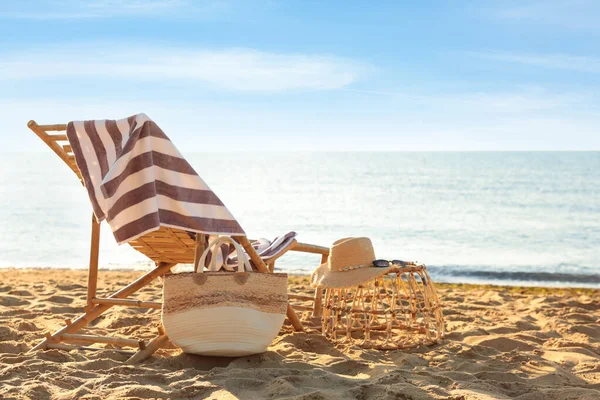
[{"left": 1, "top": 0, "right": 599, "bottom": 151}]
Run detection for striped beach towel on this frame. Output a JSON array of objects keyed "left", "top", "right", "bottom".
[{"left": 66, "top": 113, "right": 245, "bottom": 244}]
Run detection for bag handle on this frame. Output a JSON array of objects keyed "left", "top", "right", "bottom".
[{"left": 195, "top": 236, "right": 252, "bottom": 274}]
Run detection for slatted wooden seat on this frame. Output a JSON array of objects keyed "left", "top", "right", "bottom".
[{"left": 27, "top": 120, "right": 328, "bottom": 363}]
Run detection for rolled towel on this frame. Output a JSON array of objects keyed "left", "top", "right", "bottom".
[{"left": 227, "top": 232, "right": 297, "bottom": 266}]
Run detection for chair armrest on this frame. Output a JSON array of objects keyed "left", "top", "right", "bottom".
[{"left": 290, "top": 242, "right": 330, "bottom": 256}]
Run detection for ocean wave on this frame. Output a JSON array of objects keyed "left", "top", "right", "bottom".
[
  {"left": 281, "top": 265, "right": 600, "bottom": 288},
  {"left": 427, "top": 266, "right": 600, "bottom": 285}
]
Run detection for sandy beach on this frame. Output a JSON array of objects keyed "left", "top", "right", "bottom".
[{"left": 1, "top": 269, "right": 599, "bottom": 400}]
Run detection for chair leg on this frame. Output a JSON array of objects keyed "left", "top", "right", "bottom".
[
  {"left": 86, "top": 215, "right": 101, "bottom": 311},
  {"left": 30, "top": 262, "right": 175, "bottom": 352},
  {"left": 126, "top": 326, "right": 169, "bottom": 364},
  {"left": 312, "top": 254, "right": 327, "bottom": 317},
  {"left": 313, "top": 288, "right": 324, "bottom": 317}
]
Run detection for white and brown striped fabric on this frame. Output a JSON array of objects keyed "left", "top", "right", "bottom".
[
  {"left": 203, "top": 231, "right": 298, "bottom": 270},
  {"left": 66, "top": 113, "right": 245, "bottom": 244}
]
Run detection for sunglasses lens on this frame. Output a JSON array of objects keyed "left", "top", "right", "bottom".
[
  {"left": 392, "top": 260, "right": 404, "bottom": 266},
  {"left": 373, "top": 259, "right": 389, "bottom": 268}
]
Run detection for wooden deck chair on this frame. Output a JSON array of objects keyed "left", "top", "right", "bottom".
[{"left": 27, "top": 120, "right": 328, "bottom": 363}]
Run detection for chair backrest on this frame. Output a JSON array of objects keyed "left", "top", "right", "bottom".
[
  {"left": 28, "top": 120, "right": 198, "bottom": 265},
  {"left": 28, "top": 121, "right": 81, "bottom": 181}
]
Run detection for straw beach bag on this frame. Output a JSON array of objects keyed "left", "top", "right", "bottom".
[{"left": 162, "top": 236, "right": 288, "bottom": 356}]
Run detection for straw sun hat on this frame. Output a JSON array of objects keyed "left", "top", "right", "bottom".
[{"left": 311, "top": 237, "right": 396, "bottom": 288}]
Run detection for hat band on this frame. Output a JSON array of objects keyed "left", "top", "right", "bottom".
[{"left": 339, "top": 263, "right": 370, "bottom": 272}]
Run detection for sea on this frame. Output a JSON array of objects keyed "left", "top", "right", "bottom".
[{"left": 1, "top": 151, "right": 598, "bottom": 288}]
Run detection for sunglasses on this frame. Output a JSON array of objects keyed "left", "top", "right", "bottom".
[{"left": 372, "top": 259, "right": 408, "bottom": 268}]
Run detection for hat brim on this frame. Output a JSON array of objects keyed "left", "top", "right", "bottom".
[{"left": 311, "top": 262, "right": 397, "bottom": 289}]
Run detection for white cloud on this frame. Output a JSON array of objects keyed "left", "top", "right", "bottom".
[
  {"left": 486, "top": 0, "right": 600, "bottom": 32},
  {"left": 345, "top": 87, "right": 588, "bottom": 114},
  {"left": 0, "top": 46, "right": 368, "bottom": 91},
  {"left": 471, "top": 51, "right": 600, "bottom": 73}
]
